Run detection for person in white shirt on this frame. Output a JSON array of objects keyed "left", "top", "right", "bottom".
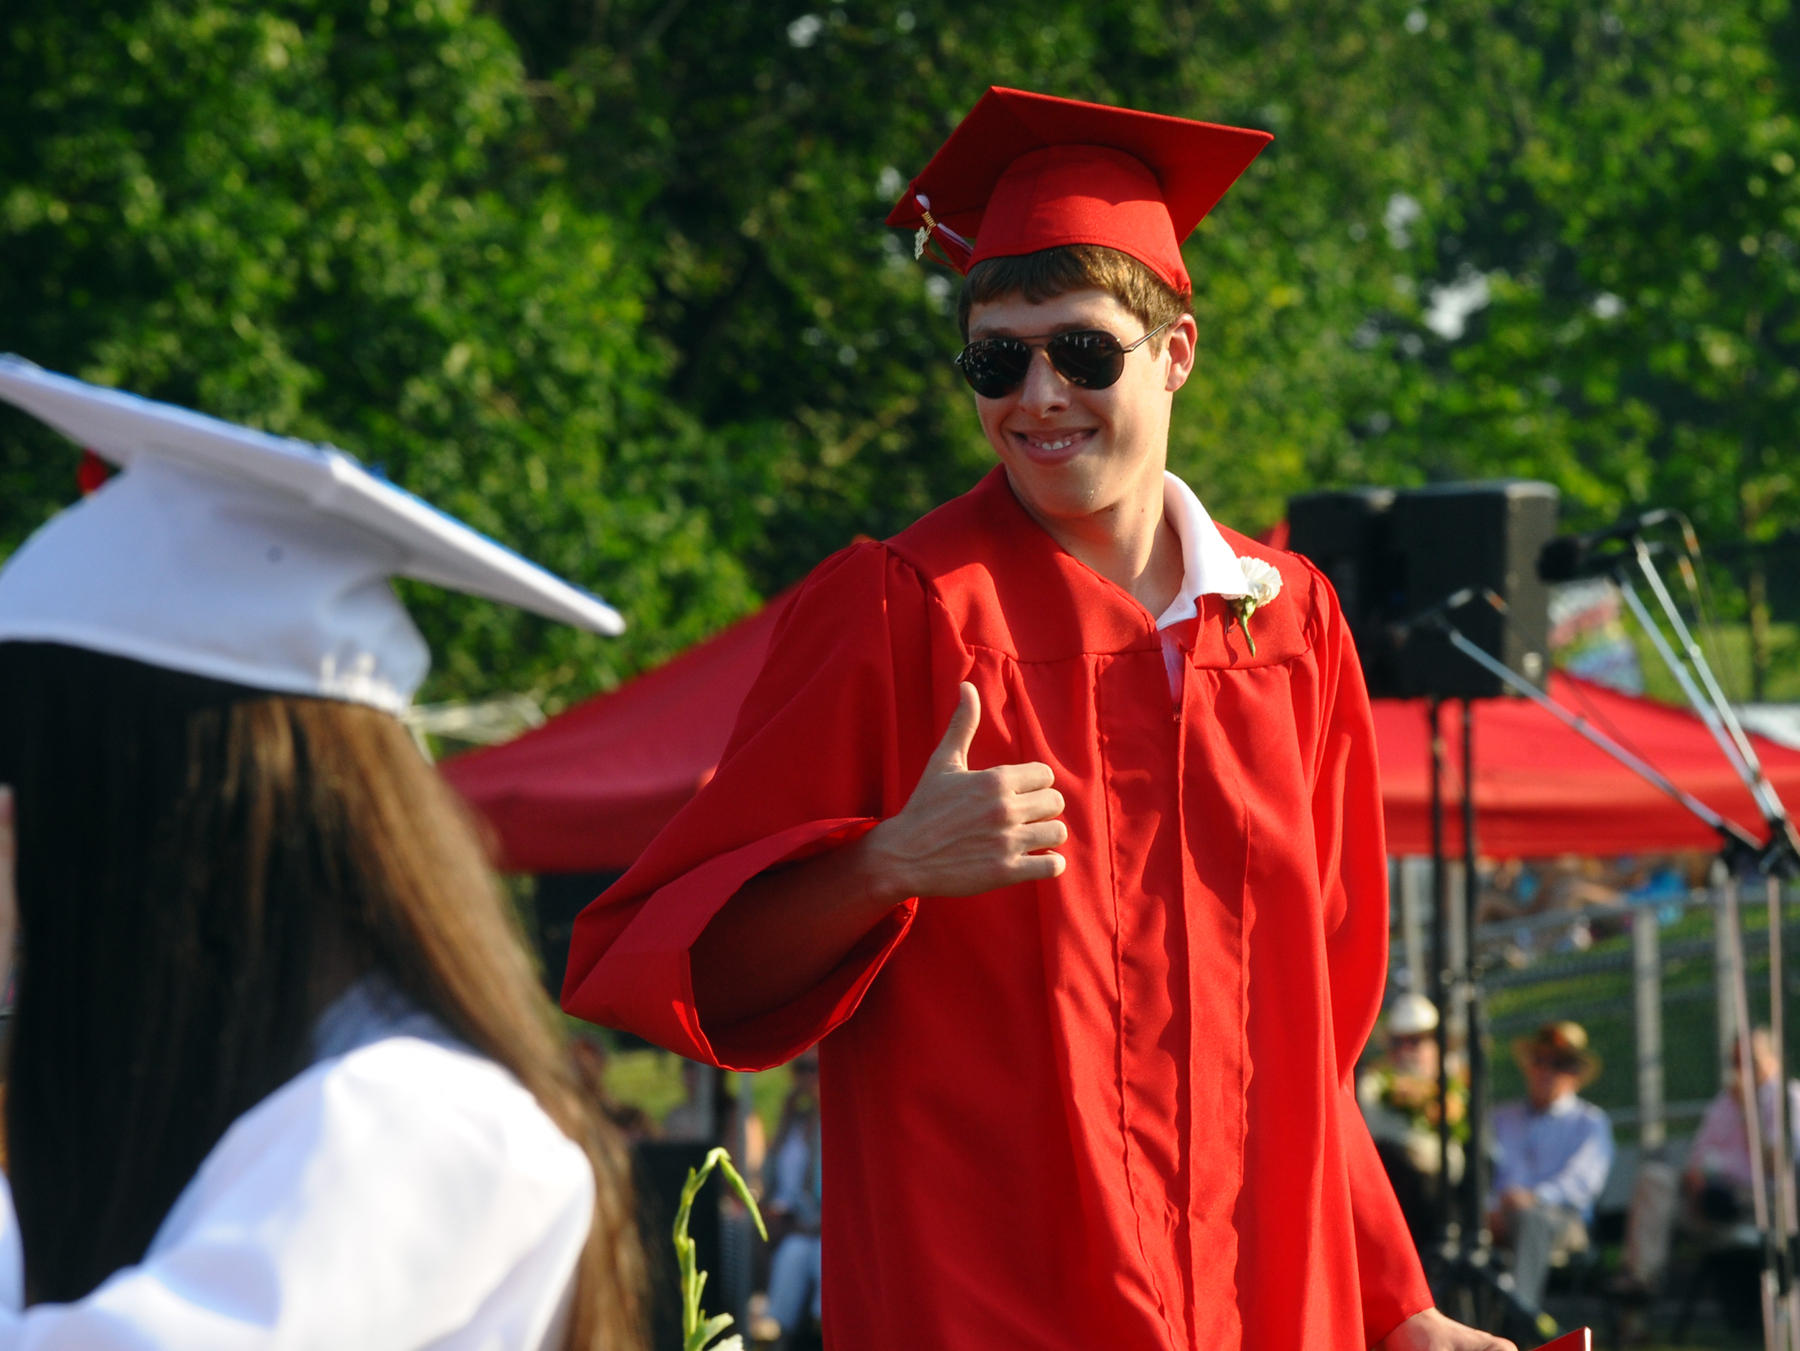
[
  {"left": 0, "top": 360, "right": 642, "bottom": 1349},
  {"left": 1610, "top": 1025, "right": 1800, "bottom": 1304},
  {"left": 1687, "top": 1027, "right": 1800, "bottom": 1213},
  {"left": 1489, "top": 1021, "right": 1616, "bottom": 1313}
]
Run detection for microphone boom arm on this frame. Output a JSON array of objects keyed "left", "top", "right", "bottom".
[
  {"left": 1426, "top": 618, "right": 1765, "bottom": 861},
  {"left": 1627, "top": 539, "right": 1797, "bottom": 843},
  {"left": 1616, "top": 574, "right": 1763, "bottom": 797}
]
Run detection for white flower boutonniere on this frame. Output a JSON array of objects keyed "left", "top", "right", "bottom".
[{"left": 1230, "top": 556, "right": 1283, "bottom": 656}]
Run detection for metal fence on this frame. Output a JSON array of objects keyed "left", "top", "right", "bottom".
[{"left": 1388, "top": 862, "right": 1800, "bottom": 1145}]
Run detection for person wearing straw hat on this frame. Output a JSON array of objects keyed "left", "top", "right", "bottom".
[
  {"left": 564, "top": 88, "right": 1508, "bottom": 1351},
  {"left": 1489, "top": 1021, "right": 1615, "bottom": 1315},
  {"left": 0, "top": 358, "right": 642, "bottom": 1349}
]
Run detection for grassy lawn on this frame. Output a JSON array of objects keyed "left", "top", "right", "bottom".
[
  {"left": 1485, "top": 899, "right": 1800, "bottom": 1117},
  {"left": 599, "top": 1041, "right": 795, "bottom": 1140}
]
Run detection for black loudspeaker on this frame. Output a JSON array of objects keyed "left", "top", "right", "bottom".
[
  {"left": 1287, "top": 480, "right": 1559, "bottom": 700},
  {"left": 1287, "top": 488, "right": 1403, "bottom": 697},
  {"left": 1389, "top": 481, "right": 1558, "bottom": 698}
]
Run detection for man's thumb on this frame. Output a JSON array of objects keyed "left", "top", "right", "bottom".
[{"left": 930, "top": 682, "right": 980, "bottom": 770}]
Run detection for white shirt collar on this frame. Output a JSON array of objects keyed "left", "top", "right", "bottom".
[{"left": 1155, "top": 471, "right": 1249, "bottom": 630}]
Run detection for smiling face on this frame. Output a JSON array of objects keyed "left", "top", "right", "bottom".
[{"left": 965, "top": 287, "right": 1197, "bottom": 532}]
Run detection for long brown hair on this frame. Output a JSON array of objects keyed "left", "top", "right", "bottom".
[{"left": 0, "top": 641, "right": 643, "bottom": 1348}]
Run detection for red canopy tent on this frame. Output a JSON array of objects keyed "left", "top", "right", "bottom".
[
  {"left": 443, "top": 596, "right": 1800, "bottom": 872},
  {"left": 443, "top": 592, "right": 798, "bottom": 874},
  {"left": 1377, "top": 685, "right": 1800, "bottom": 857}
]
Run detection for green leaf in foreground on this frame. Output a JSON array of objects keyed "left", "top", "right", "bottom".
[{"left": 674, "top": 1146, "right": 768, "bottom": 1351}]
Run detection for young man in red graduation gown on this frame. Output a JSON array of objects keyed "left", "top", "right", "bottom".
[{"left": 564, "top": 88, "right": 1513, "bottom": 1351}]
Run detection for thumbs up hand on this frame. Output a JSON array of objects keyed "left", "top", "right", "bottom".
[
  {"left": 691, "top": 684, "right": 1068, "bottom": 1026},
  {"left": 863, "top": 682, "right": 1068, "bottom": 902}
]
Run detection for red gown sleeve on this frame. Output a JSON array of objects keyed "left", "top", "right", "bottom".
[
  {"left": 560, "top": 542, "right": 944, "bottom": 1071},
  {"left": 1307, "top": 567, "right": 1436, "bottom": 1345}
]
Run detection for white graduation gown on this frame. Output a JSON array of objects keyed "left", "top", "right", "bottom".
[{"left": 0, "top": 980, "right": 594, "bottom": 1349}]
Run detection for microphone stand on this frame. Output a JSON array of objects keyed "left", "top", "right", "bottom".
[
  {"left": 1426, "top": 618, "right": 1763, "bottom": 859},
  {"left": 1393, "top": 598, "right": 1549, "bottom": 1339},
  {"left": 1614, "top": 537, "right": 1800, "bottom": 869},
  {"left": 1417, "top": 549, "right": 1798, "bottom": 1347},
  {"left": 1606, "top": 537, "right": 1800, "bottom": 1348}
]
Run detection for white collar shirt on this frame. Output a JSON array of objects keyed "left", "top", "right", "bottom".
[{"left": 1154, "top": 471, "right": 1250, "bottom": 699}]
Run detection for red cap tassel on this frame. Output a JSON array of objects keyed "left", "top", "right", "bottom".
[
  {"left": 924, "top": 229, "right": 974, "bottom": 272},
  {"left": 76, "top": 449, "right": 111, "bottom": 496},
  {"left": 911, "top": 194, "right": 976, "bottom": 272}
]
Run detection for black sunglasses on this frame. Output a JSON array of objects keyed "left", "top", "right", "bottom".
[{"left": 954, "top": 319, "right": 1174, "bottom": 399}]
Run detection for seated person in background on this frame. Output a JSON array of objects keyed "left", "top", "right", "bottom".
[
  {"left": 753, "top": 1053, "right": 823, "bottom": 1349},
  {"left": 1687, "top": 1026, "right": 1800, "bottom": 1224},
  {"left": 1612, "top": 1026, "right": 1800, "bottom": 1300},
  {"left": 1360, "top": 994, "right": 1466, "bottom": 1247},
  {"left": 661, "top": 1058, "right": 716, "bottom": 1142},
  {"left": 568, "top": 1032, "right": 657, "bottom": 1143},
  {"left": 1479, "top": 859, "right": 1542, "bottom": 925},
  {"left": 1542, "top": 856, "right": 1625, "bottom": 917},
  {"left": 1489, "top": 1022, "right": 1615, "bottom": 1313}
]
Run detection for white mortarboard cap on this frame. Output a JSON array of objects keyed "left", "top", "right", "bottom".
[
  {"left": 0, "top": 356, "right": 625, "bottom": 712},
  {"left": 1385, "top": 992, "right": 1440, "bottom": 1038}
]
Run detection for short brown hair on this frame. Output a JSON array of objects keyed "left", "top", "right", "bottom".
[{"left": 957, "top": 244, "right": 1193, "bottom": 350}]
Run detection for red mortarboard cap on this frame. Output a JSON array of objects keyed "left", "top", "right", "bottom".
[{"left": 886, "top": 87, "right": 1272, "bottom": 292}]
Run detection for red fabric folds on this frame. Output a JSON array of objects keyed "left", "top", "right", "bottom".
[{"left": 563, "top": 468, "right": 1429, "bottom": 1349}]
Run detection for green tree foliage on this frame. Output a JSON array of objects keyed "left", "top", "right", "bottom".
[
  {"left": 1378, "top": 1, "right": 1800, "bottom": 691},
  {"left": 4, "top": 0, "right": 1797, "bottom": 705},
  {"left": 501, "top": 0, "right": 1448, "bottom": 577},
  {"left": 0, "top": 0, "right": 756, "bottom": 706},
  {"left": 506, "top": 0, "right": 1798, "bottom": 689},
  {"left": 1383, "top": 3, "right": 1800, "bottom": 533}
]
